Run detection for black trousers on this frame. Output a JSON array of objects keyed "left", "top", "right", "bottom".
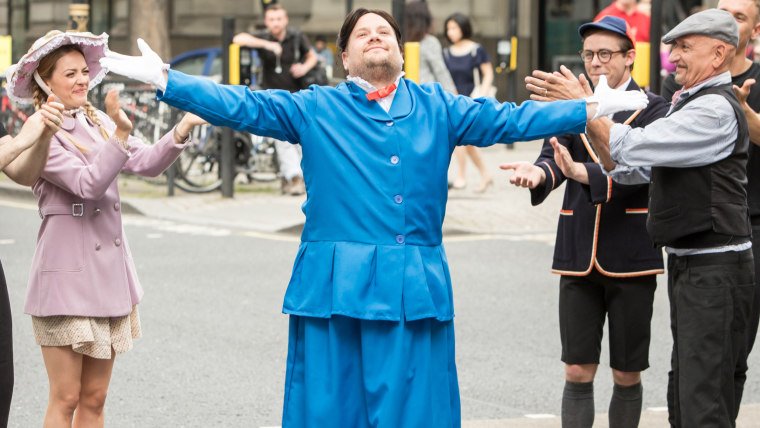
[
  {"left": 0, "top": 261, "right": 12, "bottom": 428},
  {"left": 666, "top": 249, "right": 754, "bottom": 428},
  {"left": 733, "top": 225, "right": 760, "bottom": 419}
]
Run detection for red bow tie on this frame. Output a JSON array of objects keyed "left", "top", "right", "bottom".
[{"left": 366, "top": 83, "right": 397, "bottom": 101}]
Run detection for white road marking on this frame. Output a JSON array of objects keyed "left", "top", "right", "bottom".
[{"left": 524, "top": 414, "right": 556, "bottom": 419}]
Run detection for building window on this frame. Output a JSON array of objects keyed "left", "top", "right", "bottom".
[{"left": 89, "top": 0, "right": 113, "bottom": 34}]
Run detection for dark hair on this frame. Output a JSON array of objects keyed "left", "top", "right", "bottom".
[
  {"left": 337, "top": 8, "right": 403, "bottom": 55},
  {"left": 264, "top": 4, "right": 285, "bottom": 15},
  {"left": 581, "top": 27, "right": 635, "bottom": 70},
  {"left": 404, "top": 1, "right": 432, "bottom": 43},
  {"left": 443, "top": 13, "right": 472, "bottom": 44},
  {"left": 315, "top": 35, "right": 326, "bottom": 43}
]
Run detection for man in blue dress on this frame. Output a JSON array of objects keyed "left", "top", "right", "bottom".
[{"left": 101, "top": 8, "right": 647, "bottom": 427}]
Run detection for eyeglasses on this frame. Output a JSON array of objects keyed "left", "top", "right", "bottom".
[{"left": 578, "top": 49, "right": 627, "bottom": 63}]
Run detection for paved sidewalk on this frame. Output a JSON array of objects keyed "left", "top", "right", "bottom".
[{"left": 0, "top": 141, "right": 564, "bottom": 238}]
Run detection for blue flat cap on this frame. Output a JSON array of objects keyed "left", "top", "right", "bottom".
[
  {"left": 578, "top": 16, "right": 634, "bottom": 46},
  {"left": 662, "top": 8, "right": 739, "bottom": 47}
]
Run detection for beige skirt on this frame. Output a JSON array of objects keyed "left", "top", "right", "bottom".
[{"left": 32, "top": 306, "right": 142, "bottom": 359}]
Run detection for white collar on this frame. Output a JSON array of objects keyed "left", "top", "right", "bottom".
[{"left": 346, "top": 71, "right": 405, "bottom": 94}]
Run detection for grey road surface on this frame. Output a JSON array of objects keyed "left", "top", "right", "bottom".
[{"left": 2, "top": 200, "right": 760, "bottom": 427}]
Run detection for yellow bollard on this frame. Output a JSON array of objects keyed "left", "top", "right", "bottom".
[
  {"left": 0, "top": 36, "right": 11, "bottom": 74},
  {"left": 229, "top": 43, "right": 240, "bottom": 85},
  {"left": 632, "top": 41, "right": 650, "bottom": 88},
  {"left": 404, "top": 42, "right": 420, "bottom": 83}
]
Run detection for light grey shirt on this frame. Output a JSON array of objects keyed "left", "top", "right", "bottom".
[
  {"left": 606, "top": 71, "right": 747, "bottom": 255},
  {"left": 606, "top": 71, "right": 737, "bottom": 184},
  {"left": 419, "top": 35, "right": 457, "bottom": 93}
]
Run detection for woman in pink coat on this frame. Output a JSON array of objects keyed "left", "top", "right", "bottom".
[{"left": 5, "top": 30, "right": 205, "bottom": 427}]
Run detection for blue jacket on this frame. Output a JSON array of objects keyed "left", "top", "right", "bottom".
[{"left": 159, "top": 70, "right": 587, "bottom": 321}]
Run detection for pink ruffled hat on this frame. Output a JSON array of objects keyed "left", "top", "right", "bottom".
[{"left": 5, "top": 30, "right": 110, "bottom": 105}]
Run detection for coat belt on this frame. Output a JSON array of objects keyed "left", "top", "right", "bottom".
[{"left": 39, "top": 203, "right": 84, "bottom": 218}]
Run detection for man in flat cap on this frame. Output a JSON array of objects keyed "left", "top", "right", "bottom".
[
  {"left": 524, "top": 8, "right": 754, "bottom": 427},
  {"left": 661, "top": 1, "right": 760, "bottom": 424}
]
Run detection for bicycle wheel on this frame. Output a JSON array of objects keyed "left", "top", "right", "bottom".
[
  {"left": 173, "top": 124, "right": 223, "bottom": 193},
  {"left": 241, "top": 135, "right": 280, "bottom": 183}
]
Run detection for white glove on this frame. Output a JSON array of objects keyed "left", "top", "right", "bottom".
[
  {"left": 584, "top": 75, "right": 648, "bottom": 120},
  {"left": 99, "top": 38, "right": 169, "bottom": 92}
]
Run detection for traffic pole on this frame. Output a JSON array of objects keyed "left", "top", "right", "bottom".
[{"left": 221, "top": 17, "right": 235, "bottom": 198}]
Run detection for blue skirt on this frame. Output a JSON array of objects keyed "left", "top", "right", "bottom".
[{"left": 282, "top": 315, "right": 461, "bottom": 428}]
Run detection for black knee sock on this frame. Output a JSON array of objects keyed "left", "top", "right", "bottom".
[
  {"left": 608, "top": 382, "right": 643, "bottom": 428},
  {"left": 562, "top": 380, "right": 595, "bottom": 428}
]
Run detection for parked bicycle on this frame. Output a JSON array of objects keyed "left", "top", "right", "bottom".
[{"left": 174, "top": 123, "right": 280, "bottom": 193}]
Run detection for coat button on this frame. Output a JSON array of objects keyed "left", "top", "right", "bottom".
[
  {"left": 114, "top": 238, "right": 122, "bottom": 247},
  {"left": 95, "top": 243, "right": 101, "bottom": 251},
  {"left": 93, "top": 208, "right": 101, "bottom": 216},
  {"left": 394, "top": 195, "right": 403, "bottom": 204},
  {"left": 396, "top": 234, "right": 405, "bottom": 244},
  {"left": 390, "top": 155, "right": 399, "bottom": 165},
  {"left": 386, "top": 121, "right": 394, "bottom": 127},
  {"left": 113, "top": 202, "right": 120, "bottom": 211}
]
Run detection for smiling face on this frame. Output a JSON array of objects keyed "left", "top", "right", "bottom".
[
  {"left": 43, "top": 49, "right": 89, "bottom": 110},
  {"left": 669, "top": 34, "right": 732, "bottom": 88},
  {"left": 582, "top": 31, "right": 634, "bottom": 89},
  {"left": 340, "top": 12, "right": 403, "bottom": 81}
]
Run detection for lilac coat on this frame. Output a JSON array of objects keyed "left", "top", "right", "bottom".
[{"left": 25, "top": 110, "right": 187, "bottom": 317}]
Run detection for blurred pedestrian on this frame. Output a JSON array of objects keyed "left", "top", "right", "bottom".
[
  {"left": 4, "top": 30, "right": 205, "bottom": 427},
  {"left": 443, "top": 12, "right": 495, "bottom": 193},
  {"left": 312, "top": 35, "right": 334, "bottom": 80},
  {"left": 404, "top": 1, "right": 456, "bottom": 93},
  {"left": 0, "top": 98, "right": 63, "bottom": 428},
  {"left": 233, "top": 4, "right": 317, "bottom": 196},
  {"left": 512, "top": 16, "right": 668, "bottom": 428},
  {"left": 595, "top": 0, "right": 650, "bottom": 43},
  {"left": 101, "top": 7, "right": 648, "bottom": 426}
]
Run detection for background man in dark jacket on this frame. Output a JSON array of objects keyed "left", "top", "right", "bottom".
[{"left": 233, "top": 4, "right": 317, "bottom": 195}]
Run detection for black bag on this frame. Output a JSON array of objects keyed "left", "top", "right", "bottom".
[{"left": 293, "top": 31, "right": 329, "bottom": 89}]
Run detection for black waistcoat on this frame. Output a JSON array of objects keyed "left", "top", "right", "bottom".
[{"left": 647, "top": 83, "right": 750, "bottom": 248}]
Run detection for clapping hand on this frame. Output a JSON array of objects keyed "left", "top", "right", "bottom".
[
  {"left": 526, "top": 65, "right": 592, "bottom": 101},
  {"left": 104, "top": 89, "right": 133, "bottom": 136},
  {"left": 174, "top": 113, "right": 208, "bottom": 144},
  {"left": 499, "top": 161, "right": 546, "bottom": 189}
]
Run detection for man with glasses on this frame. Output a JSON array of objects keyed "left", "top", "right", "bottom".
[{"left": 504, "top": 15, "right": 668, "bottom": 428}]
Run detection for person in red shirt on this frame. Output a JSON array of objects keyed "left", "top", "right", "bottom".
[{"left": 596, "top": 0, "right": 650, "bottom": 42}]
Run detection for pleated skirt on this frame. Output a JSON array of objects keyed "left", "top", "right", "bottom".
[{"left": 282, "top": 315, "right": 460, "bottom": 428}]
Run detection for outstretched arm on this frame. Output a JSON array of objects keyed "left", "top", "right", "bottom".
[
  {"left": 2, "top": 96, "right": 64, "bottom": 185},
  {"left": 525, "top": 66, "right": 646, "bottom": 122},
  {"left": 233, "top": 32, "right": 282, "bottom": 55}
]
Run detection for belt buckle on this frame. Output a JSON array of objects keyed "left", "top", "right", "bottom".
[{"left": 72, "top": 203, "right": 84, "bottom": 217}]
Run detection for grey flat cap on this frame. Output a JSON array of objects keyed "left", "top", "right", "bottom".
[{"left": 662, "top": 8, "right": 739, "bottom": 47}]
